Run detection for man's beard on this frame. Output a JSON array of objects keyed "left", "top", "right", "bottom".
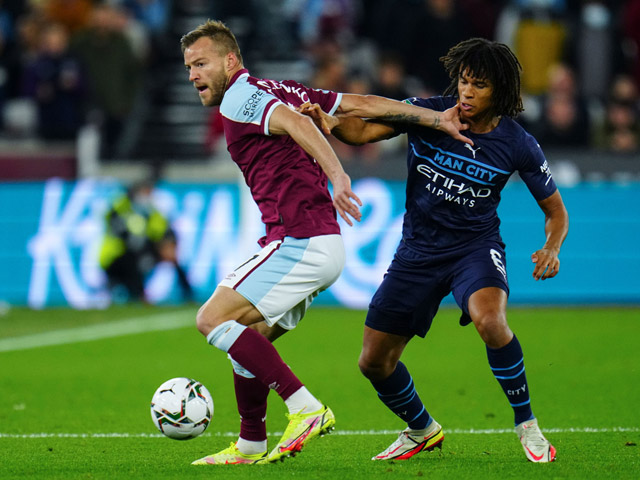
[{"left": 203, "top": 73, "right": 229, "bottom": 107}]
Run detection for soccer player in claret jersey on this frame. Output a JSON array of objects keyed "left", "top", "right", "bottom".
[
  {"left": 300, "top": 38, "right": 569, "bottom": 463},
  {"left": 180, "top": 20, "right": 470, "bottom": 465}
]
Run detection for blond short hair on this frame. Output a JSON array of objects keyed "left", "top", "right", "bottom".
[{"left": 180, "top": 19, "right": 243, "bottom": 64}]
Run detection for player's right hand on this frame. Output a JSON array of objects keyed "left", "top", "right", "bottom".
[
  {"left": 297, "top": 102, "right": 337, "bottom": 135},
  {"left": 441, "top": 104, "right": 473, "bottom": 145},
  {"left": 531, "top": 249, "right": 560, "bottom": 281},
  {"left": 331, "top": 172, "right": 362, "bottom": 226}
]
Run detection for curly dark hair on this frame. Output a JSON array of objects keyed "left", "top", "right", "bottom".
[{"left": 441, "top": 38, "right": 524, "bottom": 118}]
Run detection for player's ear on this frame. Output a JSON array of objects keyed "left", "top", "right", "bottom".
[{"left": 226, "top": 52, "right": 240, "bottom": 71}]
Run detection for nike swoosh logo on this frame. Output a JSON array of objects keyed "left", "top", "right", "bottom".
[
  {"left": 524, "top": 445, "right": 545, "bottom": 461},
  {"left": 281, "top": 418, "right": 319, "bottom": 450}
]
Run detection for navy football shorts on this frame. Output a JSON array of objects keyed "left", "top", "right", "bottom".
[{"left": 365, "top": 240, "right": 510, "bottom": 338}]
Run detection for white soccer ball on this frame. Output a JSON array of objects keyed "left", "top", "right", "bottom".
[{"left": 150, "top": 377, "right": 214, "bottom": 440}]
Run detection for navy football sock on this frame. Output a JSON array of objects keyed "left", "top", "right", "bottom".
[
  {"left": 487, "top": 335, "right": 534, "bottom": 426},
  {"left": 371, "top": 362, "right": 431, "bottom": 430}
]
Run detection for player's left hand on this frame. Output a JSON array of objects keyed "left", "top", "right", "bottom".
[
  {"left": 332, "top": 172, "right": 362, "bottom": 226},
  {"left": 531, "top": 248, "right": 560, "bottom": 281}
]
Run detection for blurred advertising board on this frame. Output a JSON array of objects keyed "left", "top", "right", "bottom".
[{"left": 0, "top": 178, "right": 638, "bottom": 308}]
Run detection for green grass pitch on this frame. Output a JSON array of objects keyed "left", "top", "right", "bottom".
[{"left": 0, "top": 305, "right": 638, "bottom": 479}]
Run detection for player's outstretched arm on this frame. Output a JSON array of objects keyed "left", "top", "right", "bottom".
[
  {"left": 298, "top": 102, "right": 398, "bottom": 146},
  {"left": 337, "top": 93, "right": 472, "bottom": 145},
  {"left": 268, "top": 104, "right": 362, "bottom": 226},
  {"left": 531, "top": 190, "right": 569, "bottom": 281}
]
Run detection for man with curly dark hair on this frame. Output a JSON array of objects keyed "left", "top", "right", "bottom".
[{"left": 301, "top": 37, "right": 568, "bottom": 463}]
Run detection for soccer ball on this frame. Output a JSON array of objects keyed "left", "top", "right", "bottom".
[{"left": 150, "top": 377, "right": 214, "bottom": 440}]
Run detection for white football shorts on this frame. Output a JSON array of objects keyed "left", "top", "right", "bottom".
[{"left": 219, "top": 234, "right": 345, "bottom": 330}]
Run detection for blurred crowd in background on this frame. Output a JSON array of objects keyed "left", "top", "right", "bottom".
[
  {"left": 0, "top": 0, "right": 169, "bottom": 156},
  {"left": 0, "top": 0, "right": 639, "bottom": 172}
]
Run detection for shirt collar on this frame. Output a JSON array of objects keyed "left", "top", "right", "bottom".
[{"left": 227, "top": 68, "right": 249, "bottom": 91}]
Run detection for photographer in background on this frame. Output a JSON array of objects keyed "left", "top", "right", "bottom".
[{"left": 99, "top": 180, "right": 193, "bottom": 304}]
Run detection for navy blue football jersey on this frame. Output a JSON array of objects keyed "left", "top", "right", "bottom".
[{"left": 397, "top": 95, "right": 557, "bottom": 255}]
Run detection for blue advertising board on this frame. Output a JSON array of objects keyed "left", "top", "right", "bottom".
[{"left": 0, "top": 179, "right": 638, "bottom": 308}]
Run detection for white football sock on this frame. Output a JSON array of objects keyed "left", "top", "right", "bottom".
[
  {"left": 284, "top": 386, "right": 322, "bottom": 414},
  {"left": 236, "top": 438, "right": 267, "bottom": 455}
]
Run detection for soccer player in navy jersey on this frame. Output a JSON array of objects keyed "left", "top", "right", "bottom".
[
  {"left": 180, "top": 20, "right": 471, "bottom": 465},
  {"left": 300, "top": 38, "right": 569, "bottom": 463}
]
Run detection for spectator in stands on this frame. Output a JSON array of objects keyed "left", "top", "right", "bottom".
[
  {"left": 70, "top": 3, "right": 141, "bottom": 158},
  {"left": 14, "top": 11, "right": 43, "bottom": 89},
  {"left": 372, "top": 52, "right": 412, "bottom": 101},
  {"left": 0, "top": 2, "right": 14, "bottom": 47},
  {"left": 568, "top": 0, "right": 625, "bottom": 102},
  {"left": 338, "top": 71, "right": 384, "bottom": 166},
  {"left": 0, "top": 11, "right": 44, "bottom": 136},
  {"left": 121, "top": 0, "right": 170, "bottom": 37},
  {"left": 360, "top": 0, "right": 424, "bottom": 61},
  {"left": 1, "top": 0, "right": 27, "bottom": 23},
  {"left": 309, "top": 45, "right": 348, "bottom": 92},
  {"left": 0, "top": 3, "right": 16, "bottom": 130},
  {"left": 622, "top": 0, "right": 640, "bottom": 92},
  {"left": 39, "top": 0, "right": 93, "bottom": 33},
  {"left": 495, "top": 0, "right": 569, "bottom": 95},
  {"left": 285, "top": 0, "right": 359, "bottom": 51},
  {"left": 361, "top": 0, "right": 474, "bottom": 96},
  {"left": 99, "top": 180, "right": 193, "bottom": 303},
  {"left": 593, "top": 74, "right": 640, "bottom": 153},
  {"left": 458, "top": 0, "right": 508, "bottom": 40},
  {"left": 367, "top": 53, "right": 416, "bottom": 162},
  {"left": 406, "top": 0, "right": 475, "bottom": 95},
  {"left": 610, "top": 72, "right": 640, "bottom": 109},
  {"left": 528, "top": 62, "right": 591, "bottom": 148},
  {"left": 21, "top": 22, "right": 86, "bottom": 140},
  {"left": 119, "top": 0, "right": 171, "bottom": 65},
  {"left": 110, "top": 3, "right": 151, "bottom": 63}
]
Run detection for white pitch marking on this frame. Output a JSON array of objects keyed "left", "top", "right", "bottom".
[
  {"left": 0, "top": 311, "right": 193, "bottom": 353},
  {"left": 1, "top": 427, "right": 638, "bottom": 439}
]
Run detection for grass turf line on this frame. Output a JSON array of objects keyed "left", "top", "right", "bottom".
[{"left": 0, "top": 305, "right": 638, "bottom": 479}]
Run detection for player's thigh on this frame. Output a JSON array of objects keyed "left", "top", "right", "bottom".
[
  {"left": 366, "top": 252, "right": 450, "bottom": 338},
  {"left": 221, "top": 234, "right": 345, "bottom": 329},
  {"left": 452, "top": 242, "right": 510, "bottom": 318},
  {"left": 197, "top": 285, "right": 264, "bottom": 333},
  {"left": 467, "top": 287, "right": 508, "bottom": 318}
]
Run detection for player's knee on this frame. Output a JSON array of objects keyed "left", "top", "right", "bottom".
[
  {"left": 357, "top": 357, "right": 377, "bottom": 380},
  {"left": 195, "top": 307, "right": 209, "bottom": 336},
  {"left": 358, "top": 354, "right": 392, "bottom": 382},
  {"left": 474, "top": 312, "right": 511, "bottom": 348},
  {"left": 195, "top": 304, "right": 224, "bottom": 337}
]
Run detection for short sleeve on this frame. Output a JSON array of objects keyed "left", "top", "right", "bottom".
[{"left": 518, "top": 134, "right": 557, "bottom": 201}]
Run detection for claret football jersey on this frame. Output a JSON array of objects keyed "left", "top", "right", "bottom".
[
  {"left": 398, "top": 95, "right": 558, "bottom": 255},
  {"left": 220, "top": 69, "right": 344, "bottom": 246}
]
